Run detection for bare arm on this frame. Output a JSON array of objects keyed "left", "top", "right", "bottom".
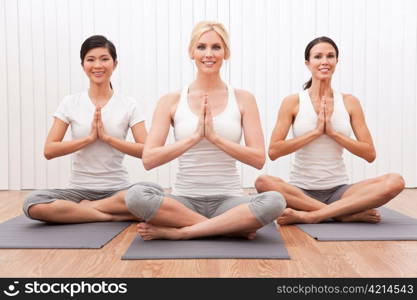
[
  {"left": 268, "top": 95, "right": 323, "bottom": 161},
  {"left": 205, "top": 90, "right": 265, "bottom": 169},
  {"left": 142, "top": 93, "right": 204, "bottom": 170},
  {"left": 325, "top": 94, "right": 376, "bottom": 162},
  {"left": 96, "top": 106, "right": 147, "bottom": 158},
  {"left": 44, "top": 115, "right": 97, "bottom": 160}
]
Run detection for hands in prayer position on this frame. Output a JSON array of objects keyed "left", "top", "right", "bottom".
[
  {"left": 315, "top": 96, "right": 335, "bottom": 137},
  {"left": 88, "top": 106, "right": 111, "bottom": 144},
  {"left": 193, "top": 94, "right": 218, "bottom": 143}
]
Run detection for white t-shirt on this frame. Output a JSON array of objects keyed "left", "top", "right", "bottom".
[{"left": 54, "top": 91, "right": 145, "bottom": 190}]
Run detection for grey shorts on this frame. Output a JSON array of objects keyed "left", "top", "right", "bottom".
[
  {"left": 169, "top": 194, "right": 281, "bottom": 225},
  {"left": 125, "top": 182, "right": 286, "bottom": 225},
  {"left": 298, "top": 184, "right": 351, "bottom": 204},
  {"left": 23, "top": 182, "right": 143, "bottom": 219}
]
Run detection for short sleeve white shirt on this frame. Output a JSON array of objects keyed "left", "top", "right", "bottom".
[{"left": 54, "top": 91, "right": 145, "bottom": 190}]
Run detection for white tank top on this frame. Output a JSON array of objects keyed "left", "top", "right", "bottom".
[
  {"left": 289, "top": 90, "right": 352, "bottom": 189},
  {"left": 171, "top": 84, "right": 244, "bottom": 197}
]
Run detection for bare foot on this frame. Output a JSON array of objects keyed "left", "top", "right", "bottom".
[
  {"left": 277, "top": 208, "right": 317, "bottom": 225},
  {"left": 336, "top": 209, "right": 381, "bottom": 223},
  {"left": 137, "top": 222, "right": 184, "bottom": 240}
]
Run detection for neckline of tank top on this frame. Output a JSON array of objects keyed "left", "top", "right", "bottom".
[
  {"left": 183, "top": 84, "right": 234, "bottom": 119},
  {"left": 304, "top": 89, "right": 339, "bottom": 116}
]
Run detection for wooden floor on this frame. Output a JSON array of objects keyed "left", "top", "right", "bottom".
[{"left": 0, "top": 189, "right": 416, "bottom": 278}]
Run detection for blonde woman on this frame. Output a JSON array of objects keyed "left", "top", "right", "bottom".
[{"left": 125, "top": 21, "right": 286, "bottom": 240}]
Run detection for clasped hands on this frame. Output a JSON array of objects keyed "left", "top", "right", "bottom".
[
  {"left": 315, "top": 96, "right": 336, "bottom": 137},
  {"left": 193, "top": 94, "right": 218, "bottom": 143},
  {"left": 87, "top": 106, "right": 110, "bottom": 143}
]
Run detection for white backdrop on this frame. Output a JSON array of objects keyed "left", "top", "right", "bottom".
[{"left": 1, "top": 0, "right": 416, "bottom": 190}]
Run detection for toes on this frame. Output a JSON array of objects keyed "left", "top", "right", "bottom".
[
  {"left": 277, "top": 217, "right": 285, "bottom": 225},
  {"left": 137, "top": 222, "right": 149, "bottom": 229}
]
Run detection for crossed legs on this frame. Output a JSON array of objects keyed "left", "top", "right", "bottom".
[
  {"left": 255, "top": 173, "right": 405, "bottom": 225},
  {"left": 137, "top": 198, "right": 262, "bottom": 240},
  {"left": 25, "top": 189, "right": 138, "bottom": 223},
  {"left": 125, "top": 184, "right": 285, "bottom": 240}
]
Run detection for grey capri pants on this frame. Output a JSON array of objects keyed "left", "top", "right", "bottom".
[
  {"left": 125, "top": 182, "right": 286, "bottom": 225},
  {"left": 23, "top": 182, "right": 144, "bottom": 219}
]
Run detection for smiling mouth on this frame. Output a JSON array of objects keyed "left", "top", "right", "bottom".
[
  {"left": 202, "top": 61, "right": 215, "bottom": 66},
  {"left": 93, "top": 72, "right": 104, "bottom": 76}
]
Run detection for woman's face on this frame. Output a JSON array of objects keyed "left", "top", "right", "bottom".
[
  {"left": 191, "top": 30, "right": 225, "bottom": 74},
  {"left": 305, "top": 42, "right": 338, "bottom": 81},
  {"left": 82, "top": 47, "right": 117, "bottom": 86}
]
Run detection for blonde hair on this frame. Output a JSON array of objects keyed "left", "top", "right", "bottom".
[{"left": 188, "top": 21, "right": 230, "bottom": 60}]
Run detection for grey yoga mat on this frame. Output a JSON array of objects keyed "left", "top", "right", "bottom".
[
  {"left": 0, "top": 215, "right": 132, "bottom": 249},
  {"left": 122, "top": 223, "right": 290, "bottom": 260},
  {"left": 296, "top": 207, "right": 417, "bottom": 241}
]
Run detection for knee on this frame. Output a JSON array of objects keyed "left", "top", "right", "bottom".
[
  {"left": 132, "top": 181, "right": 164, "bottom": 194},
  {"left": 255, "top": 175, "right": 283, "bottom": 193},
  {"left": 253, "top": 191, "right": 286, "bottom": 225},
  {"left": 26, "top": 204, "right": 44, "bottom": 220},
  {"left": 382, "top": 173, "right": 405, "bottom": 198},
  {"left": 23, "top": 191, "right": 50, "bottom": 220},
  {"left": 125, "top": 183, "right": 164, "bottom": 221},
  {"left": 25, "top": 200, "right": 63, "bottom": 221},
  {"left": 263, "top": 191, "right": 286, "bottom": 216},
  {"left": 26, "top": 202, "right": 61, "bottom": 221}
]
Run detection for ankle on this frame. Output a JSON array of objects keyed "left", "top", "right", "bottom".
[
  {"left": 305, "top": 211, "right": 321, "bottom": 224},
  {"left": 178, "top": 227, "right": 192, "bottom": 240}
]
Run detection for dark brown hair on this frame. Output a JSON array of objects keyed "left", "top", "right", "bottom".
[
  {"left": 80, "top": 35, "right": 117, "bottom": 89},
  {"left": 303, "top": 36, "right": 339, "bottom": 90}
]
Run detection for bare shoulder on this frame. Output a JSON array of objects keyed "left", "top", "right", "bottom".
[
  {"left": 233, "top": 89, "right": 258, "bottom": 114},
  {"left": 234, "top": 88, "right": 256, "bottom": 103},
  {"left": 157, "top": 90, "right": 181, "bottom": 115},
  {"left": 280, "top": 93, "right": 299, "bottom": 116},
  {"left": 158, "top": 90, "right": 181, "bottom": 105},
  {"left": 282, "top": 93, "right": 299, "bottom": 105},
  {"left": 342, "top": 93, "right": 362, "bottom": 114}
]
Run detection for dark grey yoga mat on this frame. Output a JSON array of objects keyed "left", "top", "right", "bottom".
[
  {"left": 296, "top": 207, "right": 417, "bottom": 241},
  {"left": 122, "top": 223, "right": 290, "bottom": 260},
  {"left": 0, "top": 215, "right": 132, "bottom": 248}
]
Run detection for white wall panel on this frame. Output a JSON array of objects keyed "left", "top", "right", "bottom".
[
  {"left": 5, "top": 0, "right": 21, "bottom": 190},
  {"left": 364, "top": 0, "right": 379, "bottom": 180},
  {"left": 19, "top": 0, "right": 35, "bottom": 188},
  {"left": 56, "top": 0, "right": 72, "bottom": 188},
  {"left": 403, "top": 0, "right": 417, "bottom": 184},
  {"left": 2, "top": 0, "right": 417, "bottom": 190},
  {"left": 0, "top": 0, "right": 9, "bottom": 189},
  {"left": 272, "top": 0, "right": 292, "bottom": 182},
  {"left": 43, "top": 0, "right": 60, "bottom": 188},
  {"left": 350, "top": 0, "right": 366, "bottom": 183},
  {"left": 141, "top": 0, "right": 158, "bottom": 184},
  {"left": 31, "top": 0, "right": 47, "bottom": 189}
]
